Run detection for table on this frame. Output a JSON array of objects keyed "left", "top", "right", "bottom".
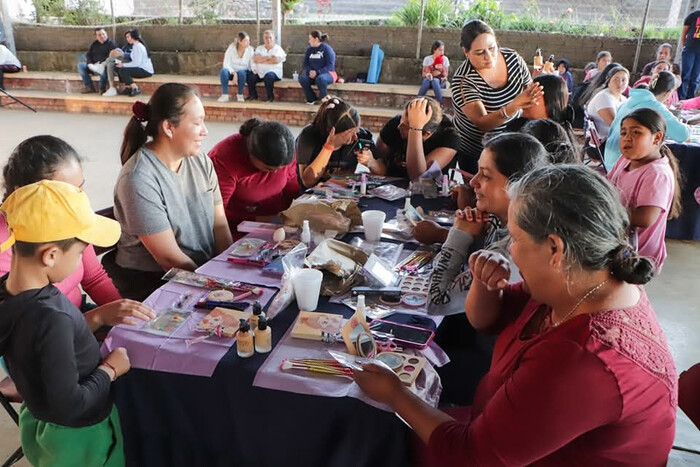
[
  {"left": 666, "top": 143, "right": 700, "bottom": 240},
  {"left": 111, "top": 192, "right": 454, "bottom": 467}
]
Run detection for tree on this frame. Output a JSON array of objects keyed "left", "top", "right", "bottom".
[{"left": 281, "top": 0, "right": 303, "bottom": 24}]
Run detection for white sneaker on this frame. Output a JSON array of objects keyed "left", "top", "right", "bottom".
[
  {"left": 236, "top": 94, "right": 244, "bottom": 102},
  {"left": 102, "top": 87, "right": 117, "bottom": 97},
  {"left": 88, "top": 62, "right": 105, "bottom": 75},
  {"left": 217, "top": 95, "right": 230, "bottom": 103}
]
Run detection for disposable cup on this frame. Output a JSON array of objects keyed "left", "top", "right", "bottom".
[
  {"left": 293, "top": 268, "right": 323, "bottom": 311},
  {"left": 362, "top": 210, "right": 386, "bottom": 242}
]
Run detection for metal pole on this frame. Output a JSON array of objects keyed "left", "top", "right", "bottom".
[
  {"left": 109, "top": 0, "right": 116, "bottom": 38},
  {"left": 179, "top": 0, "right": 183, "bottom": 24},
  {"left": 256, "top": 0, "right": 261, "bottom": 44},
  {"left": 632, "top": 0, "right": 652, "bottom": 74},
  {"left": 271, "top": 0, "right": 281, "bottom": 45},
  {"left": 415, "top": 0, "right": 425, "bottom": 59}
]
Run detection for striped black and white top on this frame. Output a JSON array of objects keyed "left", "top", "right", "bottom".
[{"left": 451, "top": 48, "right": 532, "bottom": 157}]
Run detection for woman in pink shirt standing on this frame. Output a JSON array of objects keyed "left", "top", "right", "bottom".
[
  {"left": 1, "top": 136, "right": 154, "bottom": 329},
  {"left": 608, "top": 108, "right": 682, "bottom": 273},
  {"left": 353, "top": 164, "right": 677, "bottom": 465}
]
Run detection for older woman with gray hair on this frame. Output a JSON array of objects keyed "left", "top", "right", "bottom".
[{"left": 353, "top": 164, "right": 677, "bottom": 465}]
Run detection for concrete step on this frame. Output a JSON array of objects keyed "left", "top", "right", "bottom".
[
  {"left": 0, "top": 89, "right": 398, "bottom": 132},
  {"left": 4, "top": 72, "right": 453, "bottom": 109}
]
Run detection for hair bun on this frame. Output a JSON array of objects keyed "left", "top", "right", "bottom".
[{"left": 610, "top": 245, "right": 654, "bottom": 284}]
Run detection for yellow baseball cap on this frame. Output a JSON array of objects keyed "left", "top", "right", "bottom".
[{"left": 0, "top": 180, "right": 121, "bottom": 252}]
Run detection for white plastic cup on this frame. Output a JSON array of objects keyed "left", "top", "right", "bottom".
[
  {"left": 293, "top": 269, "right": 323, "bottom": 311},
  {"left": 362, "top": 210, "right": 386, "bottom": 242}
]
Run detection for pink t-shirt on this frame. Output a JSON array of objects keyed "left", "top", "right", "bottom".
[
  {"left": 608, "top": 156, "right": 675, "bottom": 272},
  {"left": 0, "top": 215, "right": 121, "bottom": 308}
]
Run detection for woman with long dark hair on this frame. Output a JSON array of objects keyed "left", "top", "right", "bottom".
[
  {"left": 299, "top": 30, "right": 337, "bottom": 104},
  {"left": 106, "top": 83, "right": 232, "bottom": 300},
  {"left": 111, "top": 29, "right": 153, "bottom": 97}
]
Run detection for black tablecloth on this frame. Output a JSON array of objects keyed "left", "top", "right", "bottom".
[
  {"left": 113, "top": 193, "right": 453, "bottom": 467},
  {"left": 667, "top": 143, "right": 700, "bottom": 240}
]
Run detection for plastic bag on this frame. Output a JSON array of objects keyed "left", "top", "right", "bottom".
[
  {"left": 368, "top": 184, "right": 410, "bottom": 201},
  {"left": 266, "top": 243, "right": 308, "bottom": 320}
]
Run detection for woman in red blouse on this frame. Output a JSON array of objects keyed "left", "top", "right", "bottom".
[
  {"left": 209, "top": 118, "right": 300, "bottom": 234},
  {"left": 354, "top": 165, "right": 677, "bottom": 465}
]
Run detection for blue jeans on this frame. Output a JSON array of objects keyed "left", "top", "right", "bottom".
[
  {"left": 220, "top": 68, "right": 248, "bottom": 95},
  {"left": 246, "top": 71, "right": 280, "bottom": 100},
  {"left": 299, "top": 71, "right": 334, "bottom": 102},
  {"left": 681, "top": 48, "right": 700, "bottom": 99},
  {"left": 418, "top": 78, "right": 444, "bottom": 103}
]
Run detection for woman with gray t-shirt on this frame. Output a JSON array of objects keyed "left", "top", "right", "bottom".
[{"left": 104, "top": 83, "right": 233, "bottom": 300}]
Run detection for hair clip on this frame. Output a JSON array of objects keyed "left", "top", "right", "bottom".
[{"left": 327, "top": 103, "right": 336, "bottom": 109}]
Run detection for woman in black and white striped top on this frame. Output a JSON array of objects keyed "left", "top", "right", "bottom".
[{"left": 451, "top": 20, "right": 544, "bottom": 174}]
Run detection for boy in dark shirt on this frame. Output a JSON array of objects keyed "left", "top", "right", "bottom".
[{"left": 0, "top": 180, "right": 128, "bottom": 466}]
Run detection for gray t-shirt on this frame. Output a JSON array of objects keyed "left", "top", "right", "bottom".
[{"left": 114, "top": 147, "right": 223, "bottom": 272}]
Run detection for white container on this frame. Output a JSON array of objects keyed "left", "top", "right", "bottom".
[
  {"left": 292, "top": 268, "right": 323, "bottom": 311},
  {"left": 362, "top": 210, "right": 386, "bottom": 242},
  {"left": 293, "top": 71, "right": 299, "bottom": 81}
]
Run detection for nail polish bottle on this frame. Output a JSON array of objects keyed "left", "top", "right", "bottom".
[
  {"left": 249, "top": 301, "right": 264, "bottom": 332},
  {"left": 254, "top": 315, "right": 272, "bottom": 353},
  {"left": 237, "top": 319, "right": 254, "bottom": 358}
]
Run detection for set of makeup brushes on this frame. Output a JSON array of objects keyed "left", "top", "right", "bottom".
[{"left": 280, "top": 358, "right": 352, "bottom": 376}]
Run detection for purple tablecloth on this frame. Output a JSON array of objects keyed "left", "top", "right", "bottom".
[
  {"left": 102, "top": 280, "right": 278, "bottom": 377},
  {"left": 253, "top": 318, "right": 445, "bottom": 411}
]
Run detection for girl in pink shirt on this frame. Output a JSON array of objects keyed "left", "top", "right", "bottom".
[
  {"left": 608, "top": 108, "right": 683, "bottom": 273},
  {"left": 1, "top": 135, "right": 154, "bottom": 330}
]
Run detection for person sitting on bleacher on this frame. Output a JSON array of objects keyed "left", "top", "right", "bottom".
[
  {"left": 368, "top": 97, "right": 459, "bottom": 180},
  {"left": 111, "top": 29, "right": 153, "bottom": 98},
  {"left": 418, "top": 41, "right": 450, "bottom": 104},
  {"left": 101, "top": 31, "right": 133, "bottom": 96},
  {"left": 246, "top": 29, "right": 286, "bottom": 103},
  {"left": 0, "top": 41, "right": 21, "bottom": 90},
  {"left": 296, "top": 96, "right": 372, "bottom": 187},
  {"left": 77, "top": 27, "right": 116, "bottom": 94},
  {"left": 299, "top": 30, "right": 337, "bottom": 105},
  {"left": 218, "top": 31, "right": 254, "bottom": 103}
]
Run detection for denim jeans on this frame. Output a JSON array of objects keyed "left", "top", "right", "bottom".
[
  {"left": 246, "top": 71, "right": 280, "bottom": 99},
  {"left": 77, "top": 62, "right": 98, "bottom": 89},
  {"left": 116, "top": 67, "right": 152, "bottom": 86},
  {"left": 417, "top": 77, "right": 444, "bottom": 103},
  {"left": 681, "top": 47, "right": 700, "bottom": 99},
  {"left": 298, "top": 71, "right": 334, "bottom": 102},
  {"left": 220, "top": 68, "right": 248, "bottom": 95}
]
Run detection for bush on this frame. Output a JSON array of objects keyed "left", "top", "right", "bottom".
[
  {"left": 392, "top": 0, "right": 455, "bottom": 27},
  {"left": 450, "top": 0, "right": 509, "bottom": 29}
]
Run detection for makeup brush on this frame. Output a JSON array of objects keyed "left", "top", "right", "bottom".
[{"left": 232, "top": 287, "right": 264, "bottom": 301}]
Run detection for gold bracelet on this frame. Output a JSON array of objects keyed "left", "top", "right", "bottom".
[{"left": 408, "top": 126, "right": 423, "bottom": 132}]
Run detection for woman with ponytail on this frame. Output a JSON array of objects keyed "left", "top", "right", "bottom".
[
  {"left": 608, "top": 108, "right": 683, "bottom": 273},
  {"left": 604, "top": 71, "right": 689, "bottom": 171},
  {"left": 208, "top": 118, "right": 299, "bottom": 234},
  {"left": 107, "top": 83, "right": 232, "bottom": 300},
  {"left": 354, "top": 164, "right": 676, "bottom": 465}
]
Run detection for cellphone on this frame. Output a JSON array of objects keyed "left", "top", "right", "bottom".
[{"left": 369, "top": 319, "right": 435, "bottom": 349}]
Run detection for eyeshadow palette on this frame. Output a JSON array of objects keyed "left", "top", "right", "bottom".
[
  {"left": 399, "top": 275, "right": 430, "bottom": 296},
  {"left": 375, "top": 352, "right": 426, "bottom": 386}
]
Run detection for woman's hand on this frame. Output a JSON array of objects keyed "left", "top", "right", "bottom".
[
  {"left": 92, "top": 299, "right": 156, "bottom": 327},
  {"left": 455, "top": 208, "right": 487, "bottom": 237},
  {"left": 426, "top": 72, "right": 433, "bottom": 81},
  {"left": 451, "top": 184, "right": 475, "bottom": 210},
  {"left": 469, "top": 250, "right": 511, "bottom": 291},
  {"left": 232, "top": 73, "right": 238, "bottom": 86},
  {"left": 353, "top": 363, "right": 405, "bottom": 408},
  {"left": 103, "top": 347, "right": 131, "bottom": 378},
  {"left": 413, "top": 220, "right": 449, "bottom": 245},
  {"left": 511, "top": 82, "right": 544, "bottom": 111},
  {"left": 355, "top": 148, "right": 376, "bottom": 167},
  {"left": 309, "top": 70, "right": 317, "bottom": 79},
  {"left": 116, "top": 61, "right": 123, "bottom": 68},
  {"left": 407, "top": 98, "right": 433, "bottom": 130},
  {"left": 325, "top": 127, "right": 357, "bottom": 150}
]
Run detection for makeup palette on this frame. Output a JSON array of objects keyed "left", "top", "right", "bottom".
[
  {"left": 399, "top": 275, "right": 430, "bottom": 296},
  {"left": 375, "top": 352, "right": 426, "bottom": 386}
]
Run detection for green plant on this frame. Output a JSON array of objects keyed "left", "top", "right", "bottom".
[
  {"left": 61, "top": 0, "right": 109, "bottom": 26},
  {"left": 450, "top": 0, "right": 509, "bottom": 29},
  {"left": 189, "top": 0, "right": 220, "bottom": 25},
  {"left": 392, "top": 0, "right": 455, "bottom": 27},
  {"left": 31, "top": 0, "right": 63, "bottom": 23},
  {"left": 282, "top": 0, "right": 304, "bottom": 23}
]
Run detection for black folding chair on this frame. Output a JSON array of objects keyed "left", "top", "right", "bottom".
[{"left": 0, "top": 377, "right": 23, "bottom": 467}]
